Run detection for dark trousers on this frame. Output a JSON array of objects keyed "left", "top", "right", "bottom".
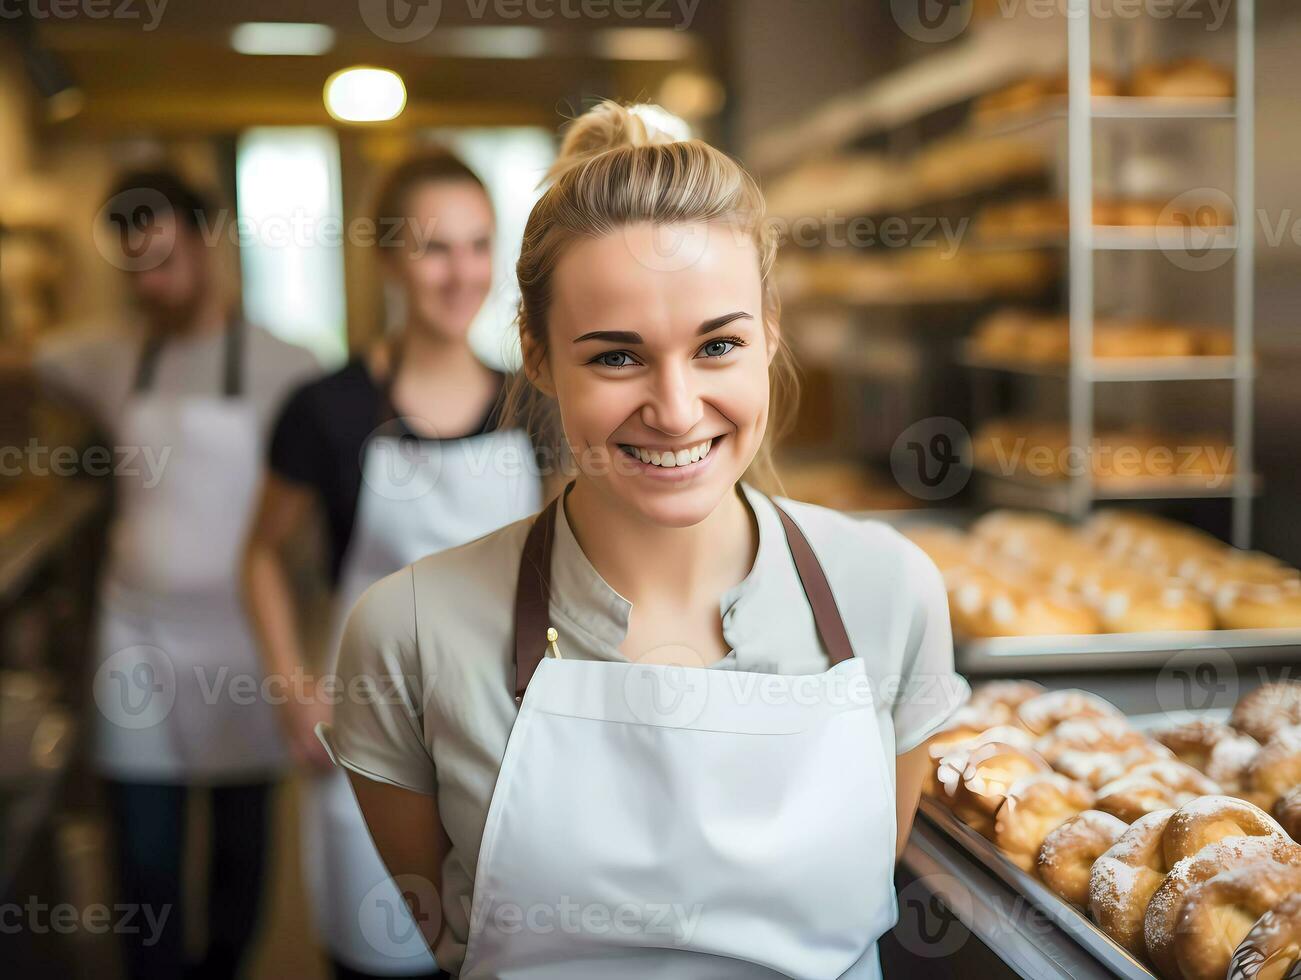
[
  {"left": 104, "top": 779, "right": 274, "bottom": 980},
  {"left": 329, "top": 958, "right": 448, "bottom": 980}
]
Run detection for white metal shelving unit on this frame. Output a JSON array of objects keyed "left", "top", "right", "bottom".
[{"left": 1060, "top": 0, "right": 1255, "bottom": 546}]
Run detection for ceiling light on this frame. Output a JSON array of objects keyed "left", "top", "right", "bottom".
[
  {"left": 324, "top": 67, "right": 407, "bottom": 123},
  {"left": 231, "top": 22, "right": 335, "bottom": 57}
]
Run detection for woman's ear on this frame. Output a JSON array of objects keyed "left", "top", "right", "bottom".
[{"left": 521, "top": 329, "right": 556, "bottom": 398}]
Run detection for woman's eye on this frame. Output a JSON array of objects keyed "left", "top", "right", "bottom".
[
  {"left": 700, "top": 340, "right": 735, "bottom": 358},
  {"left": 597, "top": 351, "right": 635, "bottom": 369}
]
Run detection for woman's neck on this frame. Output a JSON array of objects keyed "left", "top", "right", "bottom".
[
  {"left": 564, "top": 479, "right": 759, "bottom": 611},
  {"left": 372, "top": 321, "right": 484, "bottom": 382}
]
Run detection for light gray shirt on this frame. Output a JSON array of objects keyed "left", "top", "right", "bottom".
[
  {"left": 33, "top": 318, "right": 320, "bottom": 441},
  {"left": 328, "top": 481, "right": 971, "bottom": 975}
]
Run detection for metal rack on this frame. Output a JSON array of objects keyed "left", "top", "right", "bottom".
[{"left": 1058, "top": 0, "right": 1256, "bottom": 545}]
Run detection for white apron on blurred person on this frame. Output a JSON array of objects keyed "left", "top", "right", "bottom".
[
  {"left": 92, "top": 317, "right": 286, "bottom": 781},
  {"left": 457, "top": 490, "right": 897, "bottom": 979},
  {"left": 304, "top": 364, "right": 540, "bottom": 974}
]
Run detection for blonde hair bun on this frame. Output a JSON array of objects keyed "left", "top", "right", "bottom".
[{"left": 545, "top": 101, "right": 690, "bottom": 185}]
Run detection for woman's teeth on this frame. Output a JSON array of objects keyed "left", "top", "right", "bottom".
[{"left": 622, "top": 438, "right": 713, "bottom": 468}]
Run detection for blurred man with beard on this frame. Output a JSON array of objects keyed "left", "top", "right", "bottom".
[{"left": 26, "top": 170, "right": 319, "bottom": 979}]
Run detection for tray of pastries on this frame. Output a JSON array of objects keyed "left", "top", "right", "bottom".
[
  {"left": 904, "top": 510, "right": 1301, "bottom": 668},
  {"left": 920, "top": 679, "right": 1301, "bottom": 980},
  {"left": 968, "top": 309, "right": 1234, "bottom": 366},
  {"left": 972, "top": 59, "right": 1235, "bottom": 129}
]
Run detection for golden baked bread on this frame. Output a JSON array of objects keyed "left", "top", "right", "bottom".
[
  {"left": 1232, "top": 683, "right": 1301, "bottom": 743},
  {"left": 1204, "top": 733, "right": 1264, "bottom": 796},
  {"left": 1242, "top": 728, "right": 1301, "bottom": 813},
  {"left": 1228, "top": 891, "right": 1301, "bottom": 979},
  {"left": 1215, "top": 581, "right": 1301, "bottom": 630},
  {"left": 1129, "top": 57, "right": 1235, "bottom": 100},
  {"left": 1145, "top": 835, "right": 1301, "bottom": 980},
  {"left": 1274, "top": 786, "right": 1301, "bottom": 844},
  {"left": 969, "top": 679, "right": 1047, "bottom": 712},
  {"left": 993, "top": 772, "right": 1095, "bottom": 873},
  {"left": 1017, "top": 689, "right": 1124, "bottom": 736},
  {"left": 1057, "top": 743, "right": 1177, "bottom": 790},
  {"left": 1033, "top": 716, "right": 1148, "bottom": 767},
  {"left": 1153, "top": 718, "right": 1241, "bottom": 772},
  {"left": 1090, "top": 808, "right": 1179, "bottom": 957},
  {"left": 947, "top": 741, "right": 1054, "bottom": 834},
  {"left": 1038, "top": 809, "right": 1129, "bottom": 908},
  {"left": 1095, "top": 762, "right": 1220, "bottom": 823},
  {"left": 1173, "top": 865, "right": 1301, "bottom": 980}
]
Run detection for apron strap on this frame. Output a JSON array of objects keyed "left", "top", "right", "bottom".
[
  {"left": 512, "top": 486, "right": 855, "bottom": 704},
  {"left": 131, "top": 316, "right": 244, "bottom": 397}
]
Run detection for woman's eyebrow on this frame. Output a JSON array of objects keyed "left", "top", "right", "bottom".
[{"left": 572, "top": 311, "right": 753, "bottom": 345}]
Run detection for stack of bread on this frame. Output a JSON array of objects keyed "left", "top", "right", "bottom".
[
  {"left": 972, "top": 58, "right": 1235, "bottom": 127},
  {"left": 905, "top": 510, "right": 1301, "bottom": 637},
  {"left": 777, "top": 248, "right": 1058, "bottom": 306},
  {"left": 923, "top": 679, "right": 1301, "bottom": 979},
  {"left": 975, "top": 195, "right": 1234, "bottom": 242},
  {"left": 971, "top": 309, "right": 1234, "bottom": 364},
  {"left": 971, "top": 420, "right": 1235, "bottom": 490}
]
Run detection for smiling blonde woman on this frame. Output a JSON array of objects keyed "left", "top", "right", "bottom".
[{"left": 319, "top": 101, "right": 970, "bottom": 979}]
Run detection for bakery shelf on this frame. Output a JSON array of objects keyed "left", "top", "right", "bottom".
[
  {"left": 901, "top": 817, "right": 1119, "bottom": 979},
  {"left": 1091, "top": 225, "right": 1238, "bottom": 251},
  {"left": 0, "top": 481, "right": 106, "bottom": 604},
  {"left": 972, "top": 226, "right": 1239, "bottom": 251},
  {"left": 971, "top": 96, "right": 1235, "bottom": 138},
  {"left": 974, "top": 467, "right": 1259, "bottom": 507},
  {"left": 914, "top": 797, "right": 1157, "bottom": 980},
  {"left": 959, "top": 347, "right": 1246, "bottom": 382},
  {"left": 750, "top": 22, "right": 1065, "bottom": 175},
  {"left": 958, "top": 626, "right": 1301, "bottom": 675},
  {"left": 1089, "top": 96, "right": 1236, "bottom": 119}
]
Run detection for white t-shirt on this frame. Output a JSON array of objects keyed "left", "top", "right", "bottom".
[{"left": 328, "top": 481, "right": 971, "bottom": 976}]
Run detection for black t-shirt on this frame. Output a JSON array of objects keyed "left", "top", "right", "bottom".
[{"left": 267, "top": 357, "right": 510, "bottom": 584}]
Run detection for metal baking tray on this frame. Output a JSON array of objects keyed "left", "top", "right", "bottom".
[
  {"left": 917, "top": 796, "right": 1158, "bottom": 980},
  {"left": 958, "top": 627, "right": 1301, "bottom": 674}
]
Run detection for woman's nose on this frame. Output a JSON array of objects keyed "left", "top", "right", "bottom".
[{"left": 641, "top": 363, "right": 703, "bottom": 437}]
